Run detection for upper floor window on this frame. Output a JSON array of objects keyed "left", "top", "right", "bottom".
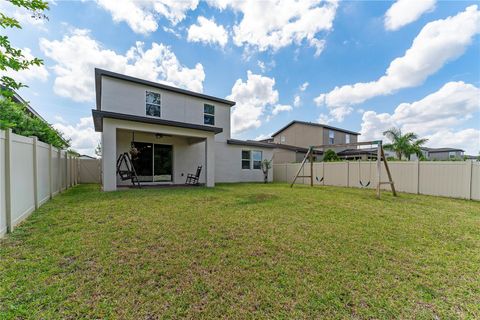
[
  {"left": 280, "top": 135, "right": 286, "bottom": 143},
  {"left": 329, "top": 130, "right": 334, "bottom": 144},
  {"left": 146, "top": 91, "right": 161, "bottom": 117},
  {"left": 204, "top": 104, "right": 215, "bottom": 125},
  {"left": 345, "top": 134, "right": 350, "bottom": 144},
  {"left": 449, "top": 151, "right": 456, "bottom": 159}
]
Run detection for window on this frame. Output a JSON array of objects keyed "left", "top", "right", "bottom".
[
  {"left": 449, "top": 151, "right": 456, "bottom": 159},
  {"left": 329, "top": 130, "right": 334, "bottom": 144},
  {"left": 345, "top": 134, "right": 350, "bottom": 144},
  {"left": 242, "top": 150, "right": 251, "bottom": 169},
  {"left": 252, "top": 151, "right": 262, "bottom": 169},
  {"left": 146, "top": 91, "right": 161, "bottom": 117},
  {"left": 204, "top": 104, "right": 215, "bottom": 125},
  {"left": 280, "top": 135, "right": 286, "bottom": 143}
]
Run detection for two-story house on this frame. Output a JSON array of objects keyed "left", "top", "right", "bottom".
[
  {"left": 92, "top": 69, "right": 274, "bottom": 191},
  {"left": 268, "top": 121, "right": 363, "bottom": 162}
]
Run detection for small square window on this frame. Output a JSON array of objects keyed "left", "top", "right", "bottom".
[{"left": 146, "top": 104, "right": 160, "bottom": 117}]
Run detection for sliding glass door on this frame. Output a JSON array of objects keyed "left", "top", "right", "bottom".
[{"left": 132, "top": 142, "right": 172, "bottom": 183}]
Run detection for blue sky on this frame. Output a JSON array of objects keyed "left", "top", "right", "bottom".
[{"left": 3, "top": 0, "right": 479, "bottom": 155}]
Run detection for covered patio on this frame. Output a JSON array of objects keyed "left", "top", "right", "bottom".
[{"left": 93, "top": 110, "right": 222, "bottom": 191}]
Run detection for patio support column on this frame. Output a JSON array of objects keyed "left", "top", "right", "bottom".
[
  {"left": 205, "top": 135, "right": 215, "bottom": 187},
  {"left": 102, "top": 119, "right": 117, "bottom": 191}
]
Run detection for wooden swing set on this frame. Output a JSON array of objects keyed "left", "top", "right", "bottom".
[{"left": 290, "top": 140, "right": 397, "bottom": 199}]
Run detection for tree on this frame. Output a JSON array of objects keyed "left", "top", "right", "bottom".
[
  {"left": 323, "top": 149, "right": 339, "bottom": 162},
  {"left": 261, "top": 159, "right": 272, "bottom": 184},
  {"left": 0, "top": 98, "right": 68, "bottom": 148},
  {"left": 383, "top": 127, "right": 428, "bottom": 160},
  {"left": 95, "top": 142, "right": 102, "bottom": 157},
  {"left": 1, "top": 0, "right": 49, "bottom": 96}
]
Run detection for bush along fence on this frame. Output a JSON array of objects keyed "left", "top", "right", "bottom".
[
  {"left": 0, "top": 129, "right": 79, "bottom": 237},
  {"left": 273, "top": 160, "right": 480, "bottom": 201}
]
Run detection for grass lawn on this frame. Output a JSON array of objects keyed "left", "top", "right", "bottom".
[{"left": 1, "top": 184, "right": 479, "bottom": 319}]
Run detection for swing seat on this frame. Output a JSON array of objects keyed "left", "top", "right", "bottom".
[
  {"left": 359, "top": 180, "right": 371, "bottom": 187},
  {"left": 118, "top": 170, "right": 133, "bottom": 180},
  {"left": 316, "top": 176, "right": 324, "bottom": 182}
]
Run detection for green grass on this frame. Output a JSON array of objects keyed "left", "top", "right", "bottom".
[{"left": 1, "top": 184, "right": 479, "bottom": 319}]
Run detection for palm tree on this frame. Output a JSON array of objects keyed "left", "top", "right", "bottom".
[{"left": 382, "top": 127, "right": 428, "bottom": 160}]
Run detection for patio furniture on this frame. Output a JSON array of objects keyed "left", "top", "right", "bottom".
[
  {"left": 116, "top": 152, "right": 141, "bottom": 188},
  {"left": 186, "top": 165, "right": 202, "bottom": 185}
]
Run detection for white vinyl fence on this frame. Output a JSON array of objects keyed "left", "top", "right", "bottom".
[
  {"left": 78, "top": 158, "right": 101, "bottom": 184},
  {"left": 0, "top": 129, "right": 78, "bottom": 237},
  {"left": 274, "top": 161, "right": 480, "bottom": 201}
]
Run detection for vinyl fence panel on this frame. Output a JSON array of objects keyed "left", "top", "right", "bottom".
[
  {"left": 78, "top": 159, "right": 102, "bottom": 184},
  {"left": 0, "top": 129, "right": 78, "bottom": 236},
  {"left": 273, "top": 160, "right": 479, "bottom": 201},
  {"left": 0, "top": 131, "right": 6, "bottom": 237}
]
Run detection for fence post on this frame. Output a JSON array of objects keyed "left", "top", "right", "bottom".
[
  {"left": 5, "top": 129, "right": 12, "bottom": 233},
  {"left": 58, "top": 149, "right": 62, "bottom": 193},
  {"left": 416, "top": 160, "right": 420, "bottom": 195},
  {"left": 49, "top": 144, "right": 53, "bottom": 199},
  {"left": 32, "top": 137, "right": 39, "bottom": 210},
  {"left": 466, "top": 160, "right": 473, "bottom": 200},
  {"left": 64, "top": 152, "right": 68, "bottom": 190},
  {"left": 346, "top": 161, "right": 350, "bottom": 187}
]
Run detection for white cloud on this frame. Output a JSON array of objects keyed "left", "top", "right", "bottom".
[
  {"left": 317, "top": 113, "right": 333, "bottom": 124},
  {"left": 360, "top": 81, "right": 480, "bottom": 154},
  {"left": 293, "top": 95, "right": 301, "bottom": 107},
  {"left": 187, "top": 16, "right": 228, "bottom": 47},
  {"left": 209, "top": 0, "right": 338, "bottom": 54},
  {"left": 309, "top": 38, "right": 326, "bottom": 57},
  {"left": 271, "top": 104, "right": 292, "bottom": 115},
  {"left": 95, "top": 0, "right": 199, "bottom": 34},
  {"left": 39, "top": 29, "right": 205, "bottom": 102},
  {"left": 227, "top": 71, "right": 279, "bottom": 134},
  {"left": 300, "top": 82, "right": 309, "bottom": 91},
  {"left": 385, "top": 0, "right": 436, "bottom": 31},
  {"left": 316, "top": 5, "right": 480, "bottom": 121},
  {"left": 255, "top": 132, "right": 273, "bottom": 141},
  {"left": 53, "top": 117, "right": 100, "bottom": 156}
]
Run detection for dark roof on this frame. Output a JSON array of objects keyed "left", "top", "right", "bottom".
[
  {"left": 268, "top": 143, "right": 323, "bottom": 154},
  {"left": 92, "top": 110, "right": 223, "bottom": 134},
  {"left": 227, "top": 139, "right": 276, "bottom": 149},
  {"left": 422, "top": 147, "right": 464, "bottom": 153},
  {"left": 95, "top": 68, "right": 236, "bottom": 110},
  {"left": 271, "top": 120, "right": 360, "bottom": 137},
  {"left": 338, "top": 148, "right": 377, "bottom": 156},
  {"left": 79, "top": 154, "right": 97, "bottom": 159}
]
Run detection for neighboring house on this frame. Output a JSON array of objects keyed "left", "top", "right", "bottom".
[
  {"left": 271, "top": 121, "right": 360, "bottom": 152},
  {"left": 92, "top": 69, "right": 274, "bottom": 191},
  {"left": 261, "top": 120, "right": 368, "bottom": 163},
  {"left": 411, "top": 147, "right": 465, "bottom": 161}
]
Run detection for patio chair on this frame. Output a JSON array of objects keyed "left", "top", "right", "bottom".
[{"left": 186, "top": 165, "right": 202, "bottom": 185}]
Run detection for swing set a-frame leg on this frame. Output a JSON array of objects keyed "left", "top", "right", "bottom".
[{"left": 290, "top": 147, "right": 313, "bottom": 188}]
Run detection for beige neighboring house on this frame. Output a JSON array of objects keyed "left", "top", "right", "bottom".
[
  {"left": 264, "top": 120, "right": 366, "bottom": 163},
  {"left": 411, "top": 147, "right": 465, "bottom": 161}
]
